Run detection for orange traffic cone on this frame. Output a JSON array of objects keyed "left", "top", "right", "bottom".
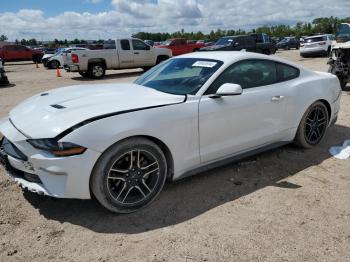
[
  {"left": 36, "top": 62, "right": 39, "bottom": 68},
  {"left": 56, "top": 68, "right": 62, "bottom": 77}
]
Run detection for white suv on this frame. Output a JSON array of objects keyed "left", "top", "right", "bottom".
[{"left": 300, "top": 34, "right": 334, "bottom": 57}]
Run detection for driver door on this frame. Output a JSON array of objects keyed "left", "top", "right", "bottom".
[
  {"left": 132, "top": 39, "right": 154, "bottom": 67},
  {"left": 198, "top": 59, "right": 289, "bottom": 163}
]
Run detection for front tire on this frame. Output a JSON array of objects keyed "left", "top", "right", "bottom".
[
  {"left": 49, "top": 60, "right": 60, "bottom": 69},
  {"left": 294, "top": 101, "right": 329, "bottom": 148},
  {"left": 91, "top": 138, "right": 167, "bottom": 213}
]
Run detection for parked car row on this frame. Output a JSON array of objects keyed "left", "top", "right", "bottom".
[
  {"left": 0, "top": 44, "right": 43, "bottom": 64},
  {"left": 275, "top": 34, "right": 334, "bottom": 58},
  {"left": 200, "top": 34, "right": 276, "bottom": 55}
]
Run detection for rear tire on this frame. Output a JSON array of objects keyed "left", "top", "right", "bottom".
[
  {"left": 294, "top": 101, "right": 329, "bottom": 148},
  {"left": 156, "top": 56, "right": 168, "bottom": 65},
  {"left": 88, "top": 63, "right": 105, "bottom": 79},
  {"left": 91, "top": 138, "right": 167, "bottom": 213}
]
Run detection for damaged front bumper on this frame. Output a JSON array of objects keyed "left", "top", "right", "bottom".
[{"left": 0, "top": 118, "right": 101, "bottom": 199}]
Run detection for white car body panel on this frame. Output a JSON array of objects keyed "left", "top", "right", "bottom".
[{"left": 0, "top": 51, "right": 341, "bottom": 199}]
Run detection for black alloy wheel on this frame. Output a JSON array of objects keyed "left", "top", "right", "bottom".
[{"left": 304, "top": 105, "right": 328, "bottom": 145}]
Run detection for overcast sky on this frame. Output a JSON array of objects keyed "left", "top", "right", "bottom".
[{"left": 1, "top": 0, "right": 349, "bottom": 40}]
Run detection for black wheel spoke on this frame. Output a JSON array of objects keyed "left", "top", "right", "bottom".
[
  {"left": 106, "top": 149, "right": 160, "bottom": 205},
  {"left": 304, "top": 105, "right": 328, "bottom": 145}
]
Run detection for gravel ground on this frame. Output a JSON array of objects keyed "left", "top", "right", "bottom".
[{"left": 0, "top": 50, "right": 350, "bottom": 262}]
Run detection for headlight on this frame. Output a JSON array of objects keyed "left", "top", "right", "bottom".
[{"left": 27, "top": 138, "right": 86, "bottom": 157}]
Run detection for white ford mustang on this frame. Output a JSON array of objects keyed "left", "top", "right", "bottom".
[{"left": 0, "top": 52, "right": 341, "bottom": 213}]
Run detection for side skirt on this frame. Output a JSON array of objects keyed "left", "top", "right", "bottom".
[{"left": 174, "top": 141, "right": 290, "bottom": 181}]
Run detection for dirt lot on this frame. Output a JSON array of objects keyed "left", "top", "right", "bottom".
[{"left": 0, "top": 50, "right": 350, "bottom": 262}]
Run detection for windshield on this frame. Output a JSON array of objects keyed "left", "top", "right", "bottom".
[
  {"left": 336, "top": 24, "right": 350, "bottom": 39},
  {"left": 305, "top": 36, "right": 326, "bottom": 43},
  {"left": 215, "top": 37, "right": 235, "bottom": 45},
  {"left": 162, "top": 40, "right": 172, "bottom": 46},
  {"left": 134, "top": 58, "right": 223, "bottom": 95},
  {"left": 279, "top": 38, "right": 288, "bottom": 44}
]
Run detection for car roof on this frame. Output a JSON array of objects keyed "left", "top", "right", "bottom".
[
  {"left": 177, "top": 51, "right": 303, "bottom": 69},
  {"left": 305, "top": 34, "right": 328, "bottom": 38}
]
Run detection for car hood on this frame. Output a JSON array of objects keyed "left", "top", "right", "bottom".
[
  {"left": 9, "top": 83, "right": 185, "bottom": 139},
  {"left": 42, "top": 54, "right": 54, "bottom": 60}
]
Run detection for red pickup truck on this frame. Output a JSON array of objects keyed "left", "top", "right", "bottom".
[
  {"left": 0, "top": 44, "right": 43, "bottom": 63},
  {"left": 156, "top": 38, "right": 205, "bottom": 56}
]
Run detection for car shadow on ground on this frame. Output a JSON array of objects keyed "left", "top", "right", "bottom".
[
  {"left": 0, "top": 83, "right": 16, "bottom": 88},
  {"left": 70, "top": 71, "right": 143, "bottom": 81},
  {"left": 23, "top": 124, "right": 350, "bottom": 234}
]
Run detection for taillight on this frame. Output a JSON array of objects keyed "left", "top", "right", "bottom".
[
  {"left": 319, "top": 42, "right": 326, "bottom": 45},
  {"left": 72, "top": 54, "right": 79, "bottom": 63}
]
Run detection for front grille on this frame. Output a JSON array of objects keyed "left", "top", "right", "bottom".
[
  {"left": 1, "top": 137, "right": 28, "bottom": 161},
  {"left": 0, "top": 139, "right": 42, "bottom": 184}
]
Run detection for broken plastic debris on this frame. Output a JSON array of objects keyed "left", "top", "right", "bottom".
[{"left": 329, "top": 140, "right": 350, "bottom": 160}]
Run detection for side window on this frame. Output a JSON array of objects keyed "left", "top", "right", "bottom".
[
  {"left": 120, "top": 39, "right": 130, "bottom": 50},
  {"left": 5, "top": 45, "right": 17, "bottom": 51},
  {"left": 205, "top": 60, "right": 277, "bottom": 94},
  {"left": 16, "top": 46, "right": 28, "bottom": 51},
  {"left": 245, "top": 37, "right": 255, "bottom": 45},
  {"left": 277, "top": 63, "right": 299, "bottom": 82},
  {"left": 132, "top": 40, "right": 149, "bottom": 50}
]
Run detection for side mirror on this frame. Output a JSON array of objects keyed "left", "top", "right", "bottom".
[
  {"left": 145, "top": 45, "right": 151, "bottom": 50},
  {"left": 210, "top": 83, "right": 243, "bottom": 98}
]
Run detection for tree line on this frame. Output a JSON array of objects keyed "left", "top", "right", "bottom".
[
  {"left": 132, "top": 16, "right": 350, "bottom": 41},
  {"left": 1, "top": 16, "right": 349, "bottom": 46}
]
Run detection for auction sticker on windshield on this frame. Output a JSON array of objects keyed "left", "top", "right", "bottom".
[{"left": 192, "top": 61, "right": 218, "bottom": 68}]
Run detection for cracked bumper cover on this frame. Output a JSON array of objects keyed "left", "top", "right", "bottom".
[{"left": 0, "top": 118, "right": 101, "bottom": 199}]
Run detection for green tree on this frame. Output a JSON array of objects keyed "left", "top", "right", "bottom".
[{"left": 0, "top": 35, "right": 8, "bottom": 41}]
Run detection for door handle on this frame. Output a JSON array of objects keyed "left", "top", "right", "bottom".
[
  {"left": 134, "top": 52, "right": 139, "bottom": 55},
  {"left": 271, "top": 95, "right": 285, "bottom": 102}
]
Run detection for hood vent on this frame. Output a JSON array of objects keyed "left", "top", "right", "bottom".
[{"left": 51, "top": 104, "right": 66, "bottom": 109}]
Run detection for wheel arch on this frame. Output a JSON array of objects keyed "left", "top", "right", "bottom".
[
  {"left": 318, "top": 99, "right": 332, "bottom": 121},
  {"left": 88, "top": 58, "right": 107, "bottom": 67},
  {"left": 89, "top": 134, "right": 175, "bottom": 192}
]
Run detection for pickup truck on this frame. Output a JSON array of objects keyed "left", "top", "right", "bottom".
[
  {"left": 155, "top": 38, "right": 205, "bottom": 56},
  {"left": 200, "top": 34, "right": 276, "bottom": 55},
  {"left": 0, "top": 44, "right": 43, "bottom": 63},
  {"left": 65, "top": 38, "right": 172, "bottom": 79}
]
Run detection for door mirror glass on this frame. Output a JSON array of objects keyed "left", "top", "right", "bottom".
[{"left": 216, "top": 83, "right": 243, "bottom": 96}]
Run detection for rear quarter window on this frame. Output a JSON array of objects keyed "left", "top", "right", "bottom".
[{"left": 277, "top": 63, "right": 300, "bottom": 82}]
